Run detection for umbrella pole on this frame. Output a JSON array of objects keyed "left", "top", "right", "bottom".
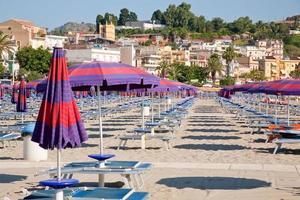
[
  {"left": 287, "top": 96, "right": 290, "bottom": 126},
  {"left": 21, "top": 113, "right": 24, "bottom": 124},
  {"left": 142, "top": 92, "right": 145, "bottom": 129},
  {"left": 158, "top": 96, "right": 161, "bottom": 119},
  {"left": 151, "top": 92, "right": 154, "bottom": 123},
  {"left": 275, "top": 96, "right": 278, "bottom": 125},
  {"left": 97, "top": 86, "right": 103, "bottom": 155},
  {"left": 56, "top": 149, "right": 63, "bottom": 200}
]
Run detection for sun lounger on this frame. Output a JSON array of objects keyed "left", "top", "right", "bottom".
[
  {"left": 38, "top": 161, "right": 152, "bottom": 190},
  {"left": 23, "top": 187, "right": 149, "bottom": 200},
  {"left": 0, "top": 133, "right": 21, "bottom": 148},
  {"left": 273, "top": 138, "right": 300, "bottom": 154}
]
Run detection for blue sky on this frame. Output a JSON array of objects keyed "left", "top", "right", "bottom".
[{"left": 0, "top": 0, "right": 299, "bottom": 30}]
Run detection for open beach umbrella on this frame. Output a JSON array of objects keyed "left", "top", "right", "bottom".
[
  {"left": 65, "top": 62, "right": 159, "bottom": 155},
  {"left": 32, "top": 47, "right": 88, "bottom": 200},
  {"left": 16, "top": 78, "right": 27, "bottom": 123}
]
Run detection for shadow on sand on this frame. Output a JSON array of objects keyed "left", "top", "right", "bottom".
[
  {"left": 157, "top": 177, "right": 271, "bottom": 190},
  {"left": 174, "top": 144, "right": 248, "bottom": 151},
  {"left": 182, "top": 135, "right": 241, "bottom": 140},
  {"left": 188, "top": 123, "right": 234, "bottom": 127},
  {"left": 185, "top": 128, "right": 239, "bottom": 133},
  {"left": 0, "top": 174, "right": 27, "bottom": 183}
]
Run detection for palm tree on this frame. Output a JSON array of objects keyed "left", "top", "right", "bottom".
[
  {"left": 222, "top": 45, "right": 237, "bottom": 77},
  {"left": 0, "top": 32, "right": 14, "bottom": 61},
  {"left": 169, "top": 63, "right": 184, "bottom": 81},
  {"left": 207, "top": 53, "right": 222, "bottom": 85},
  {"left": 157, "top": 60, "right": 169, "bottom": 78}
]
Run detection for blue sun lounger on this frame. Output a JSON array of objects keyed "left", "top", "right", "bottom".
[
  {"left": 23, "top": 187, "right": 149, "bottom": 200},
  {"left": 0, "top": 133, "right": 21, "bottom": 148}
]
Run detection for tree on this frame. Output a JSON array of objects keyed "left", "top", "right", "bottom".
[
  {"left": 96, "top": 15, "right": 104, "bottom": 33},
  {"left": 240, "top": 69, "right": 266, "bottom": 81},
  {"left": 104, "top": 13, "right": 118, "bottom": 25},
  {"left": 151, "top": 10, "right": 164, "bottom": 24},
  {"left": 207, "top": 53, "right": 223, "bottom": 85},
  {"left": 168, "top": 63, "right": 185, "bottom": 81},
  {"left": 16, "top": 46, "right": 51, "bottom": 75},
  {"left": 0, "top": 32, "right": 14, "bottom": 61},
  {"left": 157, "top": 60, "right": 169, "bottom": 78},
  {"left": 222, "top": 46, "right": 237, "bottom": 76},
  {"left": 0, "top": 63, "right": 6, "bottom": 77},
  {"left": 228, "top": 16, "right": 253, "bottom": 34},
  {"left": 211, "top": 17, "right": 224, "bottom": 32},
  {"left": 118, "top": 8, "right": 138, "bottom": 25},
  {"left": 220, "top": 76, "right": 235, "bottom": 86},
  {"left": 290, "top": 64, "right": 300, "bottom": 79}
]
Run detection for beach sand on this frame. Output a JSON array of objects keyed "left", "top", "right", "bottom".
[{"left": 1, "top": 98, "right": 300, "bottom": 199}]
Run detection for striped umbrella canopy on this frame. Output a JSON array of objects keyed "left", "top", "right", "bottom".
[
  {"left": 68, "top": 62, "right": 159, "bottom": 90},
  {"left": 148, "top": 79, "right": 184, "bottom": 92},
  {"left": 11, "top": 83, "right": 18, "bottom": 104},
  {"left": 31, "top": 47, "right": 88, "bottom": 150},
  {"left": 231, "top": 83, "right": 258, "bottom": 92},
  {"left": 36, "top": 62, "right": 160, "bottom": 92},
  {"left": 16, "top": 78, "right": 27, "bottom": 112},
  {"left": 27, "top": 79, "right": 44, "bottom": 90},
  {"left": 247, "top": 80, "right": 283, "bottom": 94},
  {"left": 262, "top": 79, "right": 300, "bottom": 96}
]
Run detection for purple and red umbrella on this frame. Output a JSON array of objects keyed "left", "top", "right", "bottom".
[
  {"left": 16, "top": 78, "right": 27, "bottom": 112},
  {"left": 32, "top": 47, "right": 87, "bottom": 198},
  {"left": 11, "top": 83, "right": 18, "bottom": 104},
  {"left": 32, "top": 47, "right": 88, "bottom": 150}
]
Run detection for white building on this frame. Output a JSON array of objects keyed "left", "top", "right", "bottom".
[
  {"left": 120, "top": 45, "right": 136, "bottom": 66},
  {"left": 66, "top": 48, "right": 120, "bottom": 63},
  {"left": 124, "top": 21, "right": 165, "bottom": 30},
  {"left": 142, "top": 55, "right": 161, "bottom": 75},
  {"left": 45, "top": 35, "right": 68, "bottom": 49},
  {"left": 240, "top": 46, "right": 266, "bottom": 60}
]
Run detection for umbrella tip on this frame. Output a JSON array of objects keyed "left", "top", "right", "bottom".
[{"left": 54, "top": 41, "right": 63, "bottom": 48}]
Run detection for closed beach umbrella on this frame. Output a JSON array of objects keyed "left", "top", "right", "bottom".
[
  {"left": 32, "top": 47, "right": 88, "bottom": 149},
  {"left": 0, "top": 84, "right": 3, "bottom": 99},
  {"left": 16, "top": 78, "right": 27, "bottom": 123},
  {"left": 11, "top": 83, "right": 18, "bottom": 104},
  {"left": 32, "top": 47, "right": 88, "bottom": 200}
]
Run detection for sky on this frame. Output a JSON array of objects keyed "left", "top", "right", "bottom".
[{"left": 0, "top": 0, "right": 299, "bottom": 30}]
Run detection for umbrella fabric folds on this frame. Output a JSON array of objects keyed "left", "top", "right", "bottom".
[
  {"left": 16, "top": 78, "right": 27, "bottom": 112},
  {"left": 0, "top": 84, "right": 3, "bottom": 99},
  {"left": 11, "top": 83, "right": 18, "bottom": 104},
  {"left": 32, "top": 47, "right": 88, "bottom": 150}
]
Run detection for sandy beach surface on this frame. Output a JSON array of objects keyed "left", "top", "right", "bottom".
[{"left": 1, "top": 98, "right": 300, "bottom": 200}]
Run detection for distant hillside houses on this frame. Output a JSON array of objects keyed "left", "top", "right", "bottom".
[{"left": 116, "top": 20, "right": 165, "bottom": 30}]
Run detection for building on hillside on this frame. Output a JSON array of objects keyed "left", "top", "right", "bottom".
[
  {"left": 0, "top": 19, "right": 46, "bottom": 48},
  {"left": 117, "top": 37, "right": 139, "bottom": 46},
  {"left": 124, "top": 21, "right": 165, "bottom": 30},
  {"left": 98, "top": 22, "right": 115, "bottom": 41},
  {"left": 120, "top": 45, "right": 136, "bottom": 66},
  {"left": 136, "top": 46, "right": 161, "bottom": 74},
  {"left": 141, "top": 55, "right": 161, "bottom": 75},
  {"left": 256, "top": 39, "right": 283, "bottom": 59},
  {"left": 66, "top": 47, "right": 120, "bottom": 63},
  {"left": 129, "top": 34, "right": 151, "bottom": 44},
  {"left": 159, "top": 46, "right": 191, "bottom": 66},
  {"left": 259, "top": 56, "right": 300, "bottom": 80},
  {"left": 240, "top": 46, "right": 266, "bottom": 60},
  {"left": 45, "top": 35, "right": 68, "bottom": 49}
]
